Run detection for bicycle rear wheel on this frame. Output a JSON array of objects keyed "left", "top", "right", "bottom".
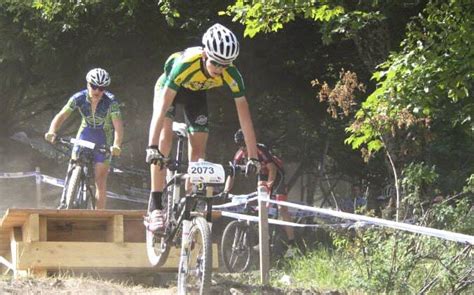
[
  {"left": 64, "top": 166, "right": 82, "bottom": 209},
  {"left": 269, "top": 224, "right": 288, "bottom": 265},
  {"left": 221, "top": 220, "right": 255, "bottom": 272},
  {"left": 146, "top": 190, "right": 173, "bottom": 267},
  {"left": 178, "top": 216, "right": 212, "bottom": 295}
]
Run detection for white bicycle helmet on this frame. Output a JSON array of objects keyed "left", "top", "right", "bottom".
[
  {"left": 202, "top": 23, "right": 239, "bottom": 65},
  {"left": 86, "top": 68, "right": 111, "bottom": 87}
]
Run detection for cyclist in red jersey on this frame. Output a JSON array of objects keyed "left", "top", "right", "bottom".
[
  {"left": 223, "top": 129, "right": 296, "bottom": 248},
  {"left": 144, "top": 24, "right": 260, "bottom": 233}
]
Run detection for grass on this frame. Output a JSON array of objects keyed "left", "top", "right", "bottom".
[{"left": 270, "top": 248, "right": 361, "bottom": 293}]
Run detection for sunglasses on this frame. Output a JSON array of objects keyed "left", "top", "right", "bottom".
[
  {"left": 89, "top": 84, "right": 106, "bottom": 91},
  {"left": 209, "top": 59, "right": 230, "bottom": 69}
]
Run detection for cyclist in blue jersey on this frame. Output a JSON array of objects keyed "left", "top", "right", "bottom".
[
  {"left": 144, "top": 24, "right": 260, "bottom": 233},
  {"left": 45, "top": 68, "right": 124, "bottom": 209}
]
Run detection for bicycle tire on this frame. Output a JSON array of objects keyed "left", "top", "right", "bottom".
[
  {"left": 269, "top": 224, "right": 288, "bottom": 265},
  {"left": 221, "top": 220, "right": 254, "bottom": 273},
  {"left": 64, "top": 166, "right": 82, "bottom": 209},
  {"left": 146, "top": 230, "right": 171, "bottom": 267},
  {"left": 78, "top": 184, "right": 95, "bottom": 209},
  {"left": 178, "top": 216, "right": 212, "bottom": 295},
  {"left": 146, "top": 190, "right": 173, "bottom": 267}
]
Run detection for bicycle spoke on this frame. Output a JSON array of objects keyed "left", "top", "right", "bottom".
[
  {"left": 179, "top": 216, "right": 211, "bottom": 294},
  {"left": 221, "top": 221, "right": 253, "bottom": 273}
]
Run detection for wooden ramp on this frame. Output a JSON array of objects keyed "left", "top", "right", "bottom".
[{"left": 0, "top": 208, "right": 218, "bottom": 277}]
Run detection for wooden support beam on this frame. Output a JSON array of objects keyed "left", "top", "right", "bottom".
[
  {"left": 0, "top": 255, "right": 13, "bottom": 274},
  {"left": 10, "top": 227, "right": 22, "bottom": 278},
  {"left": 39, "top": 216, "right": 47, "bottom": 241},
  {"left": 1, "top": 209, "right": 221, "bottom": 277},
  {"left": 16, "top": 242, "right": 176, "bottom": 269},
  {"left": 107, "top": 215, "right": 124, "bottom": 243},
  {"left": 22, "top": 214, "right": 40, "bottom": 242}
]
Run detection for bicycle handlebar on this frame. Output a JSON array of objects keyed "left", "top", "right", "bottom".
[{"left": 55, "top": 136, "right": 111, "bottom": 159}]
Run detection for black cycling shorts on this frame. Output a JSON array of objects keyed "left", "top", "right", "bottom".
[
  {"left": 259, "top": 173, "right": 288, "bottom": 199},
  {"left": 165, "top": 87, "right": 209, "bottom": 133}
]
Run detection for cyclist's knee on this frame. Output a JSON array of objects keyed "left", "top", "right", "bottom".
[{"left": 275, "top": 194, "right": 287, "bottom": 202}]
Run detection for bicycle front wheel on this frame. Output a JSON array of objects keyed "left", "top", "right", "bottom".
[
  {"left": 146, "top": 191, "right": 173, "bottom": 267},
  {"left": 178, "top": 216, "right": 212, "bottom": 295},
  {"left": 146, "top": 231, "right": 171, "bottom": 267},
  {"left": 64, "top": 166, "right": 82, "bottom": 209},
  {"left": 221, "top": 220, "right": 255, "bottom": 273}
]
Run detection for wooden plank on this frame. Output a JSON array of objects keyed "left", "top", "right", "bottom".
[
  {"left": 15, "top": 242, "right": 219, "bottom": 271},
  {"left": 5, "top": 208, "right": 145, "bottom": 218},
  {"left": 0, "top": 209, "right": 146, "bottom": 229},
  {"left": 47, "top": 220, "right": 108, "bottom": 242},
  {"left": 10, "top": 227, "right": 21, "bottom": 277},
  {"left": 39, "top": 216, "right": 47, "bottom": 241},
  {"left": 258, "top": 196, "right": 270, "bottom": 285},
  {"left": 0, "top": 230, "right": 10, "bottom": 253},
  {"left": 0, "top": 255, "right": 13, "bottom": 273},
  {"left": 107, "top": 215, "right": 124, "bottom": 243},
  {"left": 23, "top": 214, "right": 40, "bottom": 242},
  {"left": 16, "top": 242, "right": 179, "bottom": 269},
  {"left": 1, "top": 216, "right": 30, "bottom": 228},
  {"left": 124, "top": 219, "right": 145, "bottom": 242}
]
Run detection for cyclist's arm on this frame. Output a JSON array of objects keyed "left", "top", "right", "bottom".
[
  {"left": 47, "top": 108, "right": 72, "bottom": 134},
  {"left": 149, "top": 86, "right": 177, "bottom": 146},
  {"left": 111, "top": 117, "right": 123, "bottom": 148},
  {"left": 265, "top": 161, "right": 278, "bottom": 189},
  {"left": 234, "top": 96, "right": 258, "bottom": 159},
  {"left": 223, "top": 174, "right": 234, "bottom": 193}
]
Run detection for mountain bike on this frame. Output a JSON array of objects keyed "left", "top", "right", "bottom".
[
  {"left": 145, "top": 122, "right": 241, "bottom": 294},
  {"left": 220, "top": 192, "right": 289, "bottom": 273},
  {"left": 57, "top": 137, "right": 110, "bottom": 209}
]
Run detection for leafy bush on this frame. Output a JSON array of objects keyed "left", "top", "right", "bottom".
[{"left": 279, "top": 197, "right": 473, "bottom": 293}]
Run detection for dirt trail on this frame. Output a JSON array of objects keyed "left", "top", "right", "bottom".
[{"left": 0, "top": 273, "right": 324, "bottom": 295}]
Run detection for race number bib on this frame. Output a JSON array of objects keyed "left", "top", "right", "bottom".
[{"left": 188, "top": 161, "right": 225, "bottom": 184}]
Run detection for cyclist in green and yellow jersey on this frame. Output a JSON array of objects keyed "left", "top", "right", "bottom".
[{"left": 144, "top": 23, "right": 260, "bottom": 233}]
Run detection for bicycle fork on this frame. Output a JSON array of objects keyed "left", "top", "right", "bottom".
[{"left": 178, "top": 217, "right": 191, "bottom": 294}]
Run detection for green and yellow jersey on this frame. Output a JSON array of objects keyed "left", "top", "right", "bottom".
[{"left": 155, "top": 47, "right": 245, "bottom": 98}]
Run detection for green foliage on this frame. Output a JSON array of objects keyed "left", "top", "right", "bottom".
[
  {"left": 325, "top": 200, "right": 473, "bottom": 293},
  {"left": 428, "top": 198, "right": 474, "bottom": 235},
  {"left": 463, "top": 174, "right": 474, "bottom": 194},
  {"left": 347, "top": 0, "right": 474, "bottom": 156},
  {"left": 401, "top": 162, "right": 438, "bottom": 210},
  {"left": 221, "top": 0, "right": 385, "bottom": 42},
  {"left": 272, "top": 248, "right": 357, "bottom": 291}
]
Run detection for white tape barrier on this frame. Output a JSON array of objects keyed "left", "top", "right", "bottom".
[
  {"left": 0, "top": 171, "right": 147, "bottom": 204},
  {"left": 266, "top": 198, "right": 474, "bottom": 245},
  {"left": 0, "top": 172, "right": 36, "bottom": 179},
  {"left": 220, "top": 211, "right": 352, "bottom": 229},
  {"left": 41, "top": 174, "right": 65, "bottom": 187},
  {"left": 215, "top": 194, "right": 473, "bottom": 245},
  {"left": 215, "top": 193, "right": 352, "bottom": 228}
]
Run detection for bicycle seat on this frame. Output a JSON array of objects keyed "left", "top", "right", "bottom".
[{"left": 172, "top": 122, "right": 188, "bottom": 138}]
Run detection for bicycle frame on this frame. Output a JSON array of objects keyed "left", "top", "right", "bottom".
[
  {"left": 59, "top": 137, "right": 109, "bottom": 209},
  {"left": 162, "top": 129, "right": 217, "bottom": 246},
  {"left": 146, "top": 122, "right": 238, "bottom": 294}
]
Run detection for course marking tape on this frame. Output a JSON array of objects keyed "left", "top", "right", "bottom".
[
  {"left": 0, "top": 171, "right": 36, "bottom": 178},
  {"left": 265, "top": 198, "right": 474, "bottom": 245},
  {"left": 219, "top": 211, "right": 352, "bottom": 228},
  {"left": 1, "top": 170, "right": 147, "bottom": 204}
]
